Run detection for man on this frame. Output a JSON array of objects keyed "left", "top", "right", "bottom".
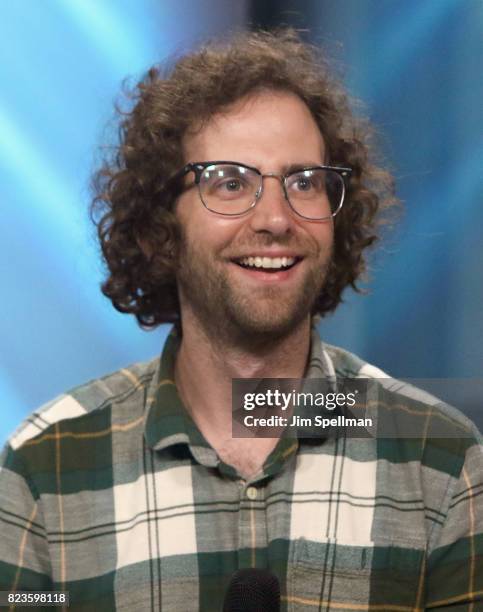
[{"left": 1, "top": 30, "right": 481, "bottom": 611}]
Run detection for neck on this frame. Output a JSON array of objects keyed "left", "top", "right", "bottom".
[{"left": 174, "top": 309, "right": 312, "bottom": 441}]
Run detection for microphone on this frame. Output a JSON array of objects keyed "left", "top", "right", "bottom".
[{"left": 222, "top": 568, "right": 280, "bottom": 611}]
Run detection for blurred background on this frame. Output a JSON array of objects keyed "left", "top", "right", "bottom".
[{"left": 2, "top": 0, "right": 482, "bottom": 443}]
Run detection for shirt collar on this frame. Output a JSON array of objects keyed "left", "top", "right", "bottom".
[
  {"left": 144, "top": 326, "right": 207, "bottom": 453},
  {"left": 144, "top": 321, "right": 335, "bottom": 453}
]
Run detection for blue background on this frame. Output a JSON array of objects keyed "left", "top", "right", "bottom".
[{"left": 2, "top": 0, "right": 482, "bottom": 443}]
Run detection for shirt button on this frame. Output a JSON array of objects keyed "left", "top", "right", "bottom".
[{"left": 246, "top": 486, "right": 258, "bottom": 500}]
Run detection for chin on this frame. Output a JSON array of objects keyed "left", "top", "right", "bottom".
[{"left": 226, "top": 304, "right": 310, "bottom": 340}]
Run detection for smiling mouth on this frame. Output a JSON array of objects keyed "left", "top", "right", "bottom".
[{"left": 232, "top": 256, "right": 302, "bottom": 273}]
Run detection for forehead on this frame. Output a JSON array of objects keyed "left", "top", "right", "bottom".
[{"left": 183, "top": 90, "right": 326, "bottom": 168}]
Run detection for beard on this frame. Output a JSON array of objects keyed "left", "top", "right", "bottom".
[{"left": 176, "top": 233, "right": 332, "bottom": 346}]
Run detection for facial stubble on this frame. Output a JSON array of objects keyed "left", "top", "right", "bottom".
[{"left": 176, "top": 234, "right": 332, "bottom": 345}]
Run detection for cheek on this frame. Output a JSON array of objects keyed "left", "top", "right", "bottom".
[
  {"left": 179, "top": 216, "right": 241, "bottom": 262},
  {"left": 175, "top": 196, "right": 208, "bottom": 244},
  {"left": 322, "top": 225, "right": 334, "bottom": 249},
  {"left": 304, "top": 222, "right": 334, "bottom": 256},
  {"left": 174, "top": 191, "right": 197, "bottom": 226}
]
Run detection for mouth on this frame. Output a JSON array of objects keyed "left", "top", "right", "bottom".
[{"left": 231, "top": 255, "right": 303, "bottom": 273}]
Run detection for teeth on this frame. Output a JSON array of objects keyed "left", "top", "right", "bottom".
[{"left": 238, "top": 256, "right": 296, "bottom": 269}]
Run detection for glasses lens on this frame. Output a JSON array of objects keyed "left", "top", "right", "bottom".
[
  {"left": 199, "top": 164, "right": 260, "bottom": 215},
  {"left": 285, "top": 169, "right": 345, "bottom": 219}
]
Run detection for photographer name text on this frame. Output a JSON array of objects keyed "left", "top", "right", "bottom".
[{"left": 243, "top": 414, "right": 372, "bottom": 429}]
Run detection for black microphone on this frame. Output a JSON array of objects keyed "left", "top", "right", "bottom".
[{"left": 222, "top": 568, "right": 280, "bottom": 611}]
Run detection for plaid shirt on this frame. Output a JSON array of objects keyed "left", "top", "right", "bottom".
[{"left": 1, "top": 324, "right": 482, "bottom": 611}]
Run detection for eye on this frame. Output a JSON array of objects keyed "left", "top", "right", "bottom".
[
  {"left": 200, "top": 164, "right": 259, "bottom": 203},
  {"left": 202, "top": 168, "right": 249, "bottom": 193},
  {"left": 286, "top": 170, "right": 325, "bottom": 196},
  {"left": 293, "top": 176, "right": 313, "bottom": 191},
  {"left": 202, "top": 170, "right": 252, "bottom": 200},
  {"left": 287, "top": 171, "right": 318, "bottom": 192},
  {"left": 219, "top": 178, "right": 243, "bottom": 192}
]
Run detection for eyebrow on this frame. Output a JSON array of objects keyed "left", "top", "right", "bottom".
[{"left": 282, "top": 162, "right": 325, "bottom": 174}]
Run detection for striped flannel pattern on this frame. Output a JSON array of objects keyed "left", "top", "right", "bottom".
[{"left": 0, "top": 324, "right": 482, "bottom": 611}]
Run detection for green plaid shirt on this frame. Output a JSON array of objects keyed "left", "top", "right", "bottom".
[{"left": 1, "top": 325, "right": 482, "bottom": 611}]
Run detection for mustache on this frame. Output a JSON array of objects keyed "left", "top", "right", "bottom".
[{"left": 221, "top": 236, "right": 319, "bottom": 258}]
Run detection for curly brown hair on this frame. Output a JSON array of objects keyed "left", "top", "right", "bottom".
[{"left": 91, "top": 28, "right": 397, "bottom": 328}]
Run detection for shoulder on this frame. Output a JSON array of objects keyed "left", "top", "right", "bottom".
[
  {"left": 6, "top": 357, "right": 159, "bottom": 452},
  {"left": 321, "top": 341, "right": 482, "bottom": 539},
  {"left": 322, "top": 341, "right": 390, "bottom": 379},
  {"left": 323, "top": 340, "right": 480, "bottom": 435}
]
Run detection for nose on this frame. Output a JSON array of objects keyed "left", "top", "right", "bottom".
[{"left": 248, "top": 174, "right": 295, "bottom": 235}]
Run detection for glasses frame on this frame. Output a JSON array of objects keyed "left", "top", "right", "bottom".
[{"left": 170, "top": 161, "right": 352, "bottom": 220}]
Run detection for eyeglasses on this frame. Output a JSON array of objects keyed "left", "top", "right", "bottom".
[{"left": 170, "top": 161, "right": 352, "bottom": 220}]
